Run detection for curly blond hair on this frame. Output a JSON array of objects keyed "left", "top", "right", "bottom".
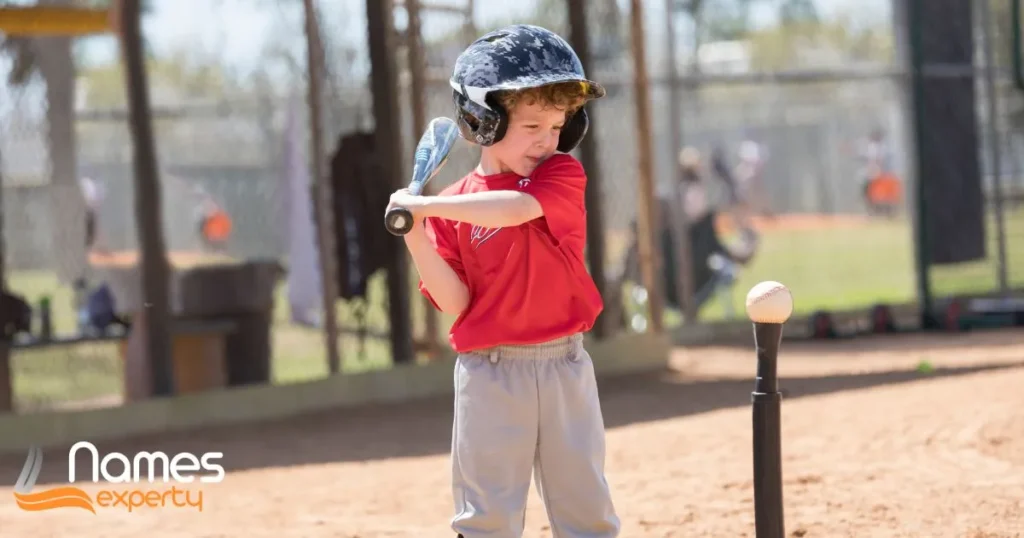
[{"left": 495, "top": 81, "right": 589, "bottom": 119}]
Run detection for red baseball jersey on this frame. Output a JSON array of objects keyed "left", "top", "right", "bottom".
[{"left": 419, "top": 153, "right": 603, "bottom": 352}]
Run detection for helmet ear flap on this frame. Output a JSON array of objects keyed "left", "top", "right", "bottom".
[
  {"left": 454, "top": 87, "right": 594, "bottom": 152},
  {"left": 452, "top": 90, "right": 509, "bottom": 147},
  {"left": 557, "top": 106, "right": 590, "bottom": 153},
  {"left": 484, "top": 93, "right": 510, "bottom": 146}
]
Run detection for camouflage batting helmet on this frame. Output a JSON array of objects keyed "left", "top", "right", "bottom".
[{"left": 449, "top": 24, "right": 606, "bottom": 153}]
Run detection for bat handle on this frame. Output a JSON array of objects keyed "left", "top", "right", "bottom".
[
  {"left": 385, "top": 179, "right": 426, "bottom": 236},
  {"left": 385, "top": 206, "right": 416, "bottom": 236}
]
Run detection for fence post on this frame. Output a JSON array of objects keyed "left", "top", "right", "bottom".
[
  {"left": 628, "top": 0, "right": 664, "bottom": 333},
  {"left": 303, "top": 0, "right": 343, "bottom": 374},
  {"left": 118, "top": 0, "right": 175, "bottom": 396},
  {"left": 0, "top": 146, "right": 10, "bottom": 412},
  {"left": 978, "top": 0, "right": 1010, "bottom": 296},
  {"left": 404, "top": 0, "right": 441, "bottom": 354},
  {"left": 663, "top": 0, "right": 696, "bottom": 325},
  {"left": 367, "top": 0, "right": 415, "bottom": 364},
  {"left": 566, "top": 0, "right": 611, "bottom": 339},
  {"left": 892, "top": 0, "right": 930, "bottom": 325}
]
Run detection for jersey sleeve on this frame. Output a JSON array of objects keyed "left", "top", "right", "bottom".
[
  {"left": 418, "top": 216, "right": 466, "bottom": 311},
  {"left": 520, "top": 154, "right": 587, "bottom": 250}
]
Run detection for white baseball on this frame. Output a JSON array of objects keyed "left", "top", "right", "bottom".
[{"left": 745, "top": 281, "right": 793, "bottom": 324}]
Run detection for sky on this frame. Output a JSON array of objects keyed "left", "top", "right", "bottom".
[{"left": 71, "top": 0, "right": 890, "bottom": 76}]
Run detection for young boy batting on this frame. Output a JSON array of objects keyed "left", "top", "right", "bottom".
[{"left": 385, "top": 25, "right": 621, "bottom": 538}]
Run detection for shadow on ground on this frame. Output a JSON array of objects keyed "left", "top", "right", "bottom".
[
  {"left": 1, "top": 357, "right": 1021, "bottom": 487},
  {"left": 686, "top": 329, "right": 1024, "bottom": 355}
]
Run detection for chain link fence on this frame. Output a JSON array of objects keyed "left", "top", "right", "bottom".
[
  {"left": 614, "top": 0, "right": 1024, "bottom": 332},
  {"left": 624, "top": 2, "right": 913, "bottom": 329},
  {"left": 0, "top": 0, "right": 384, "bottom": 412},
  {"left": 3, "top": 0, "right": 1023, "bottom": 412},
  {"left": 921, "top": 0, "right": 1024, "bottom": 303}
]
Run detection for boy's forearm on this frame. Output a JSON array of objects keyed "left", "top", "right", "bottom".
[
  {"left": 404, "top": 230, "right": 470, "bottom": 315},
  {"left": 421, "top": 191, "right": 542, "bottom": 228}
]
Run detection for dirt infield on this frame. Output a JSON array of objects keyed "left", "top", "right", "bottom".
[{"left": 1, "top": 330, "right": 1023, "bottom": 537}]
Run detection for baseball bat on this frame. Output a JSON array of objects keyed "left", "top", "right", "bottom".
[
  {"left": 752, "top": 321, "right": 785, "bottom": 538},
  {"left": 385, "top": 116, "right": 460, "bottom": 236}
]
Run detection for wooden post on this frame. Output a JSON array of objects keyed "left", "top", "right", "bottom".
[
  {"left": 663, "top": 0, "right": 696, "bottom": 324},
  {"left": 303, "top": 0, "right": 342, "bottom": 374},
  {"left": 463, "top": 0, "right": 477, "bottom": 43},
  {"left": 0, "top": 145, "right": 11, "bottom": 412},
  {"left": 367, "top": 0, "right": 415, "bottom": 364},
  {"left": 628, "top": 0, "right": 664, "bottom": 333},
  {"left": 566, "top": 0, "right": 610, "bottom": 339},
  {"left": 118, "top": 0, "right": 175, "bottom": 396},
  {"left": 404, "top": 0, "right": 440, "bottom": 355},
  {"left": 0, "top": 340, "right": 10, "bottom": 413}
]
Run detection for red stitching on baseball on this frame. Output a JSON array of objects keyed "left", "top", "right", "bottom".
[{"left": 749, "top": 284, "right": 786, "bottom": 305}]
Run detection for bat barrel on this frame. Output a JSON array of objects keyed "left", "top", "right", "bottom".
[
  {"left": 384, "top": 116, "right": 458, "bottom": 236},
  {"left": 752, "top": 321, "right": 785, "bottom": 538}
]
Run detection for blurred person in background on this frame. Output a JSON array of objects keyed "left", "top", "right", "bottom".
[
  {"left": 617, "top": 146, "right": 759, "bottom": 324},
  {"left": 79, "top": 176, "right": 107, "bottom": 255},
  {"left": 858, "top": 128, "right": 903, "bottom": 217},
  {"left": 736, "top": 139, "right": 770, "bottom": 217},
  {"left": 190, "top": 186, "right": 233, "bottom": 253}
]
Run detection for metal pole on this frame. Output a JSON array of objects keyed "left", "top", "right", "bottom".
[
  {"left": 303, "top": 0, "right": 342, "bottom": 374},
  {"left": 978, "top": 0, "right": 1010, "bottom": 296},
  {"left": 899, "top": 0, "right": 935, "bottom": 326},
  {"left": 567, "top": 0, "right": 610, "bottom": 339},
  {"left": 628, "top": 0, "right": 665, "bottom": 332},
  {"left": 118, "top": 0, "right": 174, "bottom": 397},
  {"left": 664, "top": 0, "right": 696, "bottom": 324},
  {"left": 751, "top": 321, "right": 786, "bottom": 538}
]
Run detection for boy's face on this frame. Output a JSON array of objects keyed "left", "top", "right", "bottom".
[{"left": 488, "top": 100, "right": 569, "bottom": 177}]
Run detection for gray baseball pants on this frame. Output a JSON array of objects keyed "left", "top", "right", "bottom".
[{"left": 450, "top": 333, "right": 620, "bottom": 538}]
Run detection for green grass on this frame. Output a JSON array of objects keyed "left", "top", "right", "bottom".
[
  {"left": 681, "top": 207, "right": 1024, "bottom": 324},
  {"left": 929, "top": 207, "right": 1024, "bottom": 297},
  {"left": 697, "top": 218, "right": 918, "bottom": 322},
  {"left": 6, "top": 269, "right": 434, "bottom": 410}
]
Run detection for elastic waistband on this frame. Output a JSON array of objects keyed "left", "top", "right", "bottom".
[{"left": 469, "top": 333, "right": 583, "bottom": 361}]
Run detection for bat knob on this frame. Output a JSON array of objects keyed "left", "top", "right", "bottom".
[{"left": 385, "top": 207, "right": 415, "bottom": 236}]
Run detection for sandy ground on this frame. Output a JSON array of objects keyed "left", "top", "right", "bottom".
[{"left": 1, "top": 329, "right": 1023, "bottom": 537}]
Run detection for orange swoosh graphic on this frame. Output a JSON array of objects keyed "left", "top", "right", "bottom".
[{"left": 14, "top": 487, "right": 96, "bottom": 514}]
